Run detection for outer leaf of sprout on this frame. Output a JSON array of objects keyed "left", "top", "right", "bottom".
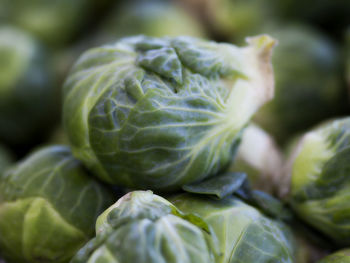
[
  {"left": 317, "top": 249, "right": 350, "bottom": 263},
  {"left": 170, "top": 193, "right": 296, "bottom": 263}
]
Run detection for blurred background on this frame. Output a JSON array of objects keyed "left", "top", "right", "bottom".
[{"left": 0, "top": 0, "right": 349, "bottom": 161}]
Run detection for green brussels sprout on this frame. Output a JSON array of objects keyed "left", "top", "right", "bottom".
[
  {"left": 0, "top": 26, "right": 56, "bottom": 145},
  {"left": 0, "top": 146, "right": 115, "bottom": 263},
  {"left": 255, "top": 25, "right": 343, "bottom": 144},
  {"left": 0, "top": 0, "right": 102, "bottom": 46},
  {"left": 318, "top": 249, "right": 350, "bottom": 263},
  {"left": 285, "top": 117, "right": 350, "bottom": 245},
  {"left": 71, "top": 191, "right": 216, "bottom": 263},
  {"left": 0, "top": 144, "right": 12, "bottom": 175},
  {"left": 203, "top": 0, "right": 277, "bottom": 42},
  {"left": 273, "top": 0, "right": 350, "bottom": 37},
  {"left": 99, "top": 0, "right": 206, "bottom": 41},
  {"left": 63, "top": 34, "right": 276, "bottom": 191},
  {"left": 228, "top": 123, "right": 283, "bottom": 193},
  {"left": 170, "top": 193, "right": 295, "bottom": 263}
]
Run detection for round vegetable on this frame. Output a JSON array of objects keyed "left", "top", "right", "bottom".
[
  {"left": 228, "top": 123, "right": 283, "bottom": 193},
  {"left": 285, "top": 117, "right": 350, "bottom": 245},
  {"left": 170, "top": 193, "right": 296, "bottom": 263},
  {"left": 63, "top": 34, "right": 276, "bottom": 191},
  {"left": 0, "top": 26, "right": 55, "bottom": 145},
  {"left": 318, "top": 249, "right": 350, "bottom": 263},
  {"left": 255, "top": 25, "right": 342, "bottom": 144},
  {"left": 0, "top": 146, "right": 115, "bottom": 263},
  {"left": 273, "top": 0, "right": 350, "bottom": 37},
  {"left": 0, "top": 0, "right": 102, "bottom": 46},
  {"left": 71, "top": 191, "right": 216, "bottom": 263},
  {"left": 204, "top": 0, "right": 277, "bottom": 42},
  {"left": 99, "top": 0, "right": 206, "bottom": 41}
]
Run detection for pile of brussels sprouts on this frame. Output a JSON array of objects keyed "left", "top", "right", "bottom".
[{"left": 0, "top": 0, "right": 350, "bottom": 262}]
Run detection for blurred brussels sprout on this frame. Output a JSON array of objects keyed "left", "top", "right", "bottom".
[
  {"left": 255, "top": 25, "right": 343, "bottom": 144},
  {"left": 284, "top": 117, "right": 350, "bottom": 245},
  {"left": 202, "top": 0, "right": 277, "bottom": 42},
  {"left": 170, "top": 193, "right": 295, "bottom": 263},
  {"left": 0, "top": 146, "right": 115, "bottom": 263},
  {"left": 318, "top": 249, "right": 350, "bottom": 263},
  {"left": 0, "top": 144, "right": 12, "bottom": 174},
  {"left": 0, "top": 26, "right": 57, "bottom": 146},
  {"left": 99, "top": 0, "right": 206, "bottom": 41},
  {"left": 0, "top": 0, "right": 105, "bottom": 46},
  {"left": 273, "top": 0, "right": 350, "bottom": 37},
  {"left": 71, "top": 191, "right": 216, "bottom": 263},
  {"left": 63, "top": 34, "right": 276, "bottom": 191},
  {"left": 228, "top": 123, "right": 283, "bottom": 193}
]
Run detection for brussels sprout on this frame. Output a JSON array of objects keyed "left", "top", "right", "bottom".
[
  {"left": 0, "top": 144, "right": 12, "bottom": 175},
  {"left": 285, "top": 117, "right": 350, "bottom": 245},
  {"left": 255, "top": 25, "right": 343, "bottom": 144},
  {"left": 71, "top": 191, "right": 216, "bottom": 263},
  {"left": 99, "top": 0, "right": 206, "bottom": 41},
  {"left": 0, "top": 26, "right": 56, "bottom": 145},
  {"left": 170, "top": 193, "right": 295, "bottom": 263},
  {"left": 273, "top": 0, "right": 350, "bottom": 36},
  {"left": 228, "top": 123, "right": 283, "bottom": 193},
  {"left": 202, "top": 0, "right": 277, "bottom": 42},
  {"left": 318, "top": 249, "right": 350, "bottom": 263},
  {"left": 63, "top": 34, "right": 276, "bottom": 191},
  {"left": 0, "top": 0, "right": 102, "bottom": 46},
  {"left": 0, "top": 146, "right": 115, "bottom": 263}
]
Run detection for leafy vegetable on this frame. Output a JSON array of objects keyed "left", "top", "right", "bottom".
[
  {"left": 228, "top": 123, "right": 283, "bottom": 193},
  {"left": 0, "top": 146, "right": 115, "bottom": 263},
  {"left": 99, "top": 0, "right": 206, "bottom": 41},
  {"left": 0, "top": 0, "right": 103, "bottom": 46},
  {"left": 71, "top": 191, "right": 216, "bottom": 263},
  {"left": 204, "top": 0, "right": 278, "bottom": 42},
  {"left": 0, "top": 26, "right": 56, "bottom": 145},
  {"left": 255, "top": 25, "right": 343, "bottom": 144},
  {"left": 170, "top": 193, "right": 296, "bottom": 263},
  {"left": 285, "top": 117, "right": 350, "bottom": 245},
  {"left": 273, "top": 0, "right": 350, "bottom": 37},
  {"left": 63, "top": 34, "right": 276, "bottom": 190}
]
